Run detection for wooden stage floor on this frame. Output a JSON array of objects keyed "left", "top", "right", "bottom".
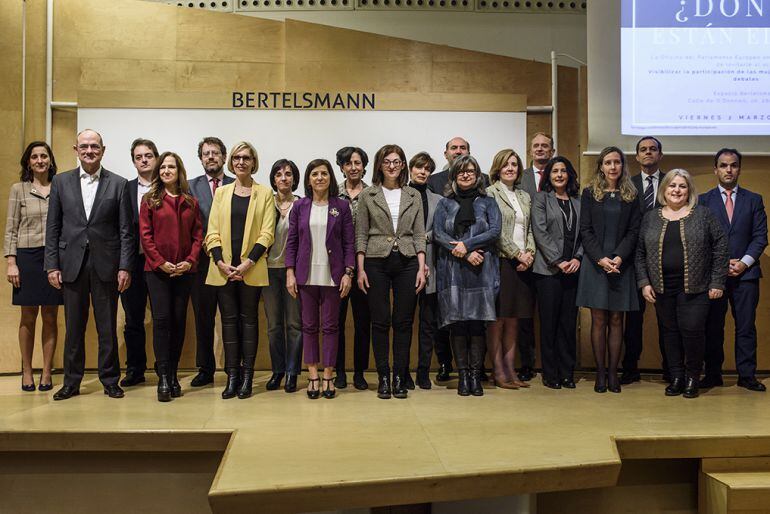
[{"left": 1, "top": 372, "right": 770, "bottom": 513}]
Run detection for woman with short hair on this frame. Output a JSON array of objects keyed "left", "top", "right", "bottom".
[
  {"left": 433, "top": 155, "right": 502, "bottom": 396},
  {"left": 636, "top": 169, "right": 728, "bottom": 398},
  {"left": 263, "top": 159, "right": 303, "bottom": 393},
  {"left": 205, "top": 141, "right": 275, "bottom": 400},
  {"left": 285, "top": 159, "right": 355, "bottom": 399},
  {"left": 356, "top": 144, "right": 427, "bottom": 399},
  {"left": 485, "top": 149, "right": 536, "bottom": 390}
]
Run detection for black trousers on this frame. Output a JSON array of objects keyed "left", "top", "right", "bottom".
[
  {"left": 535, "top": 273, "right": 578, "bottom": 382},
  {"left": 217, "top": 280, "right": 261, "bottom": 370},
  {"left": 364, "top": 252, "right": 418, "bottom": 375},
  {"left": 145, "top": 272, "right": 193, "bottom": 370},
  {"left": 655, "top": 291, "right": 710, "bottom": 380},
  {"left": 623, "top": 289, "right": 668, "bottom": 374},
  {"left": 62, "top": 250, "right": 121, "bottom": 388},
  {"left": 190, "top": 253, "right": 219, "bottom": 374},
  {"left": 705, "top": 278, "right": 760, "bottom": 379},
  {"left": 413, "top": 291, "right": 453, "bottom": 371},
  {"left": 336, "top": 276, "right": 371, "bottom": 374},
  {"left": 120, "top": 253, "right": 148, "bottom": 374}
]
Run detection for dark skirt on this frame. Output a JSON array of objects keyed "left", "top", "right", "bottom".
[
  {"left": 496, "top": 258, "right": 535, "bottom": 318},
  {"left": 12, "top": 247, "right": 64, "bottom": 306}
]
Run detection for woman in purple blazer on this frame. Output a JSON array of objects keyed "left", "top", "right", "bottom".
[{"left": 285, "top": 159, "right": 355, "bottom": 399}]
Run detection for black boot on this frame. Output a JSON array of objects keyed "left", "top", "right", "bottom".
[
  {"left": 157, "top": 364, "right": 171, "bottom": 402},
  {"left": 457, "top": 370, "right": 471, "bottom": 396},
  {"left": 237, "top": 367, "right": 254, "bottom": 399},
  {"left": 450, "top": 335, "right": 469, "bottom": 373},
  {"left": 469, "top": 370, "right": 484, "bottom": 396},
  {"left": 222, "top": 368, "right": 240, "bottom": 399},
  {"left": 170, "top": 363, "right": 182, "bottom": 398},
  {"left": 435, "top": 362, "right": 452, "bottom": 382},
  {"left": 377, "top": 372, "right": 392, "bottom": 399},
  {"left": 284, "top": 374, "right": 298, "bottom": 393},
  {"left": 392, "top": 372, "right": 408, "bottom": 399}
]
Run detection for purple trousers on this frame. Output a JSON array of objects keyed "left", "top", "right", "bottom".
[{"left": 299, "top": 285, "right": 341, "bottom": 367}]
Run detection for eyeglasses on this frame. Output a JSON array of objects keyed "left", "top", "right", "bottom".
[
  {"left": 457, "top": 170, "right": 476, "bottom": 177},
  {"left": 382, "top": 160, "right": 403, "bottom": 168},
  {"left": 232, "top": 156, "right": 253, "bottom": 163}
]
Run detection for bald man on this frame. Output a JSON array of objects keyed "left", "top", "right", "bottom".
[{"left": 45, "top": 129, "right": 135, "bottom": 400}]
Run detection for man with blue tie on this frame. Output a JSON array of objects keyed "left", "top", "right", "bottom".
[
  {"left": 622, "top": 136, "right": 668, "bottom": 384},
  {"left": 188, "top": 137, "right": 234, "bottom": 387},
  {"left": 700, "top": 148, "right": 768, "bottom": 392}
]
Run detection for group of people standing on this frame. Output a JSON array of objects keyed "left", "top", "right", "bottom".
[{"left": 5, "top": 130, "right": 766, "bottom": 403}]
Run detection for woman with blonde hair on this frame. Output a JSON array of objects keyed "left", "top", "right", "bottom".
[
  {"left": 636, "top": 169, "right": 728, "bottom": 398},
  {"left": 140, "top": 151, "right": 203, "bottom": 401},
  {"left": 576, "top": 146, "right": 641, "bottom": 394},
  {"left": 485, "top": 149, "right": 536, "bottom": 389},
  {"left": 205, "top": 141, "right": 275, "bottom": 400}
]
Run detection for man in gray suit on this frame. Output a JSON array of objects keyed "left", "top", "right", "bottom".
[
  {"left": 517, "top": 132, "right": 555, "bottom": 381},
  {"left": 188, "top": 137, "right": 234, "bottom": 386},
  {"left": 45, "top": 129, "right": 135, "bottom": 400},
  {"left": 622, "top": 136, "right": 668, "bottom": 384}
]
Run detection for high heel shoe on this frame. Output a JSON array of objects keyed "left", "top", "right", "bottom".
[
  {"left": 307, "top": 377, "right": 320, "bottom": 399},
  {"left": 38, "top": 374, "right": 53, "bottom": 392},
  {"left": 21, "top": 377, "right": 35, "bottom": 392},
  {"left": 608, "top": 372, "right": 621, "bottom": 393},
  {"left": 322, "top": 377, "right": 336, "bottom": 399},
  {"left": 594, "top": 372, "right": 607, "bottom": 393}
]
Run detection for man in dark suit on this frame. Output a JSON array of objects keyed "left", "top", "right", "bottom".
[
  {"left": 700, "top": 148, "right": 768, "bottom": 392},
  {"left": 517, "top": 132, "right": 555, "bottom": 382},
  {"left": 119, "top": 138, "right": 158, "bottom": 387},
  {"left": 188, "top": 137, "right": 234, "bottom": 386},
  {"left": 45, "top": 129, "right": 135, "bottom": 400},
  {"left": 622, "top": 136, "right": 668, "bottom": 384}
]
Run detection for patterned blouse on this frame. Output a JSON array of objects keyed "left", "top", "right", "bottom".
[{"left": 4, "top": 182, "right": 50, "bottom": 256}]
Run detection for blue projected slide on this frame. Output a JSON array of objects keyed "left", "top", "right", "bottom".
[{"left": 621, "top": 0, "right": 770, "bottom": 135}]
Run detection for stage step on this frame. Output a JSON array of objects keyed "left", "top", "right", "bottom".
[{"left": 700, "top": 458, "right": 770, "bottom": 514}]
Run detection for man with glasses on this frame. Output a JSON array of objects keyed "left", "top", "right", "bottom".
[
  {"left": 45, "top": 129, "right": 135, "bottom": 400},
  {"left": 188, "top": 137, "right": 234, "bottom": 387}
]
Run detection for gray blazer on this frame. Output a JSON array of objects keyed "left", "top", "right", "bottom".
[
  {"left": 423, "top": 188, "right": 442, "bottom": 294},
  {"left": 531, "top": 191, "right": 583, "bottom": 276},
  {"left": 519, "top": 166, "right": 541, "bottom": 199},
  {"left": 355, "top": 185, "right": 426, "bottom": 258},
  {"left": 44, "top": 168, "right": 134, "bottom": 283}
]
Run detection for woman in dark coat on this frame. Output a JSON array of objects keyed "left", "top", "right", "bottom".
[
  {"left": 433, "top": 155, "right": 502, "bottom": 396},
  {"left": 576, "top": 146, "right": 641, "bottom": 394}
]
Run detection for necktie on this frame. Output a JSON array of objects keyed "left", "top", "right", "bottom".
[
  {"left": 643, "top": 176, "right": 655, "bottom": 211},
  {"left": 535, "top": 170, "right": 542, "bottom": 192},
  {"left": 725, "top": 190, "right": 734, "bottom": 223},
  {"left": 211, "top": 177, "right": 220, "bottom": 196}
]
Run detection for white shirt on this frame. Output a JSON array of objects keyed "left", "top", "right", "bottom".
[
  {"left": 307, "top": 202, "right": 334, "bottom": 286},
  {"left": 718, "top": 185, "right": 754, "bottom": 268},
  {"left": 640, "top": 170, "right": 661, "bottom": 200},
  {"left": 506, "top": 188, "right": 527, "bottom": 250},
  {"left": 80, "top": 166, "right": 102, "bottom": 219},
  {"left": 382, "top": 187, "right": 401, "bottom": 232}
]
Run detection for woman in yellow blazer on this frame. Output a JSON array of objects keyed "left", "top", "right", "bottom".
[{"left": 205, "top": 141, "right": 275, "bottom": 400}]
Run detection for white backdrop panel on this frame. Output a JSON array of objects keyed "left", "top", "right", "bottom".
[{"left": 78, "top": 108, "right": 527, "bottom": 187}]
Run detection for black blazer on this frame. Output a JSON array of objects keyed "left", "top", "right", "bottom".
[
  {"left": 579, "top": 187, "right": 641, "bottom": 270},
  {"left": 44, "top": 168, "right": 135, "bottom": 283},
  {"left": 631, "top": 171, "right": 661, "bottom": 213}
]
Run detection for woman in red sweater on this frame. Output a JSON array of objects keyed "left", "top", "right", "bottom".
[{"left": 140, "top": 151, "right": 203, "bottom": 402}]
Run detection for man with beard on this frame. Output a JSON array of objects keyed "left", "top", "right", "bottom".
[{"left": 188, "top": 137, "right": 234, "bottom": 386}]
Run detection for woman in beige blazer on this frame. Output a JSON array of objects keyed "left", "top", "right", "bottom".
[
  {"left": 355, "top": 144, "right": 427, "bottom": 400},
  {"left": 205, "top": 141, "right": 275, "bottom": 400},
  {"left": 486, "top": 149, "right": 536, "bottom": 389}
]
